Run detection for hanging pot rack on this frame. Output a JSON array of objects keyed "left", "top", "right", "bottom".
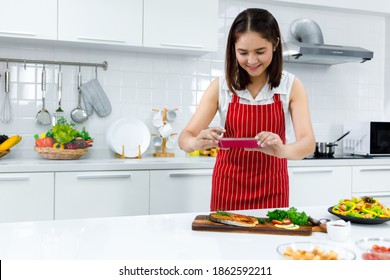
[{"left": 0, "top": 57, "right": 108, "bottom": 70}]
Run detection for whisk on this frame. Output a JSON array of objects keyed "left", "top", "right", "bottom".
[{"left": 0, "top": 66, "right": 12, "bottom": 124}]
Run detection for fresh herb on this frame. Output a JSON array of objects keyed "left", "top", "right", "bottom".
[
  {"left": 216, "top": 210, "right": 232, "bottom": 217},
  {"left": 256, "top": 217, "right": 266, "bottom": 224},
  {"left": 266, "top": 207, "right": 309, "bottom": 226}
]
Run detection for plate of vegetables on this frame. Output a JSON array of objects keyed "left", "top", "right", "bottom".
[
  {"left": 34, "top": 117, "right": 93, "bottom": 160},
  {"left": 328, "top": 196, "right": 390, "bottom": 224}
]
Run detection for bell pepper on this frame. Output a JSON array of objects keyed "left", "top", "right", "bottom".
[
  {"left": 53, "top": 143, "right": 65, "bottom": 149},
  {"left": 35, "top": 137, "right": 54, "bottom": 148}
]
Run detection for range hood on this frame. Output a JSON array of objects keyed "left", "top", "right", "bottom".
[
  {"left": 283, "top": 42, "right": 374, "bottom": 65},
  {"left": 282, "top": 18, "right": 374, "bottom": 65}
]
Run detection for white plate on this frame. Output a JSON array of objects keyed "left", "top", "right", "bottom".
[{"left": 106, "top": 118, "right": 150, "bottom": 157}]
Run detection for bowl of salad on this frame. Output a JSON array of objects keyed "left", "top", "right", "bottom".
[
  {"left": 328, "top": 196, "right": 390, "bottom": 224},
  {"left": 355, "top": 238, "right": 390, "bottom": 260}
]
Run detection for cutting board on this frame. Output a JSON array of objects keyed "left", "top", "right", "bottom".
[{"left": 192, "top": 215, "right": 327, "bottom": 236}]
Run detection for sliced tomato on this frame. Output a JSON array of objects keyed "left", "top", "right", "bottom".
[
  {"left": 282, "top": 218, "right": 292, "bottom": 225},
  {"left": 272, "top": 219, "right": 283, "bottom": 225}
]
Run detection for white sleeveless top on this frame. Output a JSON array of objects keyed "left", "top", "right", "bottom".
[{"left": 218, "top": 70, "right": 295, "bottom": 143}]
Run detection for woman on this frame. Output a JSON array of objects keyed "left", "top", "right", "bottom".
[{"left": 178, "top": 8, "right": 315, "bottom": 211}]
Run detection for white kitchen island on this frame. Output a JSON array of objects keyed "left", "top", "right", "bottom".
[{"left": 0, "top": 206, "right": 388, "bottom": 260}]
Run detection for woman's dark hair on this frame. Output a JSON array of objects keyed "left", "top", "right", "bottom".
[{"left": 225, "top": 8, "right": 283, "bottom": 92}]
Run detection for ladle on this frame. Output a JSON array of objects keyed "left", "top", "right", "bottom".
[
  {"left": 70, "top": 68, "right": 88, "bottom": 123},
  {"left": 35, "top": 67, "right": 51, "bottom": 125}
]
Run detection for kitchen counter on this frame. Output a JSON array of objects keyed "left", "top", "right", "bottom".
[
  {"left": 1, "top": 149, "right": 390, "bottom": 173},
  {"left": 0, "top": 206, "right": 388, "bottom": 259}
]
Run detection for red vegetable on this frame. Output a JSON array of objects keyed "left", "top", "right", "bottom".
[
  {"left": 35, "top": 137, "right": 54, "bottom": 147},
  {"left": 272, "top": 219, "right": 283, "bottom": 225}
]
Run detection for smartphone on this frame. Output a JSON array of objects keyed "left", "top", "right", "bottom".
[{"left": 218, "top": 138, "right": 259, "bottom": 149}]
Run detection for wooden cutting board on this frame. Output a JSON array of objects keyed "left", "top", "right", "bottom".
[{"left": 192, "top": 215, "right": 327, "bottom": 236}]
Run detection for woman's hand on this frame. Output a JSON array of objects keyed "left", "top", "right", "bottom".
[
  {"left": 245, "top": 131, "right": 286, "bottom": 158},
  {"left": 189, "top": 127, "right": 225, "bottom": 151}
]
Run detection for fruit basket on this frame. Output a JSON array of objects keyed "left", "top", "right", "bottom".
[
  {"left": 34, "top": 146, "right": 88, "bottom": 160},
  {"left": 34, "top": 117, "right": 93, "bottom": 160}
]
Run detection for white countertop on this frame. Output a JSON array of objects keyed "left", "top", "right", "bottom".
[
  {"left": 0, "top": 206, "right": 388, "bottom": 260},
  {"left": 1, "top": 149, "right": 390, "bottom": 173}
]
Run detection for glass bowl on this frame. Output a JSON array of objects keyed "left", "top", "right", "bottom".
[
  {"left": 355, "top": 237, "right": 390, "bottom": 260},
  {"left": 276, "top": 241, "right": 356, "bottom": 260}
]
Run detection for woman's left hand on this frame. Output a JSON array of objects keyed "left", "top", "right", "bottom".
[{"left": 245, "top": 131, "right": 285, "bottom": 158}]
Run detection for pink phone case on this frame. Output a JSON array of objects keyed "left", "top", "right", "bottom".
[{"left": 218, "top": 138, "right": 259, "bottom": 149}]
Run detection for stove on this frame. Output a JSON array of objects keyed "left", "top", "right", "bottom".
[{"left": 304, "top": 153, "right": 373, "bottom": 160}]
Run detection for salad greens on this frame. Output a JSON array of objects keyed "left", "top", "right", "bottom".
[{"left": 266, "top": 207, "right": 310, "bottom": 225}]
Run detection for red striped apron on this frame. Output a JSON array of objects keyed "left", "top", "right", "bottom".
[{"left": 211, "top": 93, "right": 289, "bottom": 211}]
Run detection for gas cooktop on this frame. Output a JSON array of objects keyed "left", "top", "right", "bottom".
[{"left": 304, "top": 154, "right": 373, "bottom": 160}]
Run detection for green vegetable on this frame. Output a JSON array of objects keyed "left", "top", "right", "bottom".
[
  {"left": 256, "top": 217, "right": 266, "bottom": 224},
  {"left": 266, "top": 207, "right": 309, "bottom": 226},
  {"left": 52, "top": 123, "right": 78, "bottom": 144},
  {"left": 75, "top": 127, "right": 93, "bottom": 141},
  {"left": 216, "top": 210, "right": 232, "bottom": 217}
]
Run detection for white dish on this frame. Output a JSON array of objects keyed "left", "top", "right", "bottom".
[{"left": 106, "top": 118, "right": 150, "bottom": 157}]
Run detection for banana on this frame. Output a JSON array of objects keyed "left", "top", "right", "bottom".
[{"left": 0, "top": 135, "right": 22, "bottom": 151}]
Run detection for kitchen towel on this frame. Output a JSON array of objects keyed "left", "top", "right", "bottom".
[{"left": 80, "top": 79, "right": 112, "bottom": 117}]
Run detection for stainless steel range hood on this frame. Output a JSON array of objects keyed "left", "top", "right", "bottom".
[
  {"left": 282, "top": 18, "right": 374, "bottom": 65},
  {"left": 283, "top": 42, "right": 374, "bottom": 65}
]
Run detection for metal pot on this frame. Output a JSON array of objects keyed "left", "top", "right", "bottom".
[
  {"left": 315, "top": 142, "right": 337, "bottom": 156},
  {"left": 314, "top": 131, "right": 351, "bottom": 157}
]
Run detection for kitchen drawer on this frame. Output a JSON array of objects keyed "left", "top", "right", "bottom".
[
  {"left": 352, "top": 166, "right": 390, "bottom": 193},
  {"left": 150, "top": 169, "right": 212, "bottom": 214},
  {"left": 0, "top": 172, "right": 54, "bottom": 222},
  {"left": 289, "top": 166, "right": 352, "bottom": 206},
  {"left": 55, "top": 171, "right": 149, "bottom": 219}
]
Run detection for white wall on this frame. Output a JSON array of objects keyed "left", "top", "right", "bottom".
[{"left": 0, "top": 0, "right": 387, "bottom": 157}]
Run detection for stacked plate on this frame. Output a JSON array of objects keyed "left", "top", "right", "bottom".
[{"left": 106, "top": 118, "right": 150, "bottom": 157}]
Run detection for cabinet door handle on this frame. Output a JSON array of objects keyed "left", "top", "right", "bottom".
[
  {"left": 169, "top": 172, "right": 212, "bottom": 178},
  {"left": 292, "top": 169, "right": 334, "bottom": 174},
  {"left": 77, "top": 36, "right": 126, "bottom": 43},
  {"left": 160, "top": 43, "right": 203, "bottom": 49},
  {"left": 354, "top": 192, "right": 390, "bottom": 198},
  {"left": 0, "top": 175, "right": 30, "bottom": 181},
  {"left": 0, "top": 31, "right": 36, "bottom": 37},
  {"left": 77, "top": 173, "right": 131, "bottom": 180},
  {"left": 360, "top": 168, "right": 390, "bottom": 172}
]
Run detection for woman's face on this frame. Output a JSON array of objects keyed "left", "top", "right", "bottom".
[{"left": 235, "top": 31, "right": 275, "bottom": 78}]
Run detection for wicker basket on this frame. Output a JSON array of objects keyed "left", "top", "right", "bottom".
[
  {"left": 34, "top": 146, "right": 88, "bottom": 160},
  {"left": 0, "top": 150, "right": 10, "bottom": 158}
]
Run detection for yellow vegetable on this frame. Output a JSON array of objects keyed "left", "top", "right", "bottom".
[
  {"left": 0, "top": 135, "right": 22, "bottom": 151},
  {"left": 52, "top": 143, "right": 64, "bottom": 149},
  {"left": 40, "top": 132, "right": 46, "bottom": 139}
]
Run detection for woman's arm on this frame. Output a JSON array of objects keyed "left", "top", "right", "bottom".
[
  {"left": 178, "top": 79, "right": 225, "bottom": 152},
  {"left": 255, "top": 77, "right": 315, "bottom": 159},
  {"left": 284, "top": 77, "right": 316, "bottom": 159}
]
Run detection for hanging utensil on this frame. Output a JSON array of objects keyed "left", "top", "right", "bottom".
[
  {"left": 53, "top": 66, "right": 65, "bottom": 125},
  {"left": 70, "top": 67, "right": 88, "bottom": 123},
  {"left": 35, "top": 67, "right": 51, "bottom": 125},
  {"left": 1, "top": 64, "right": 12, "bottom": 124}
]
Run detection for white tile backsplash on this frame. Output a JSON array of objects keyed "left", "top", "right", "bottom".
[{"left": 0, "top": 0, "right": 387, "bottom": 157}]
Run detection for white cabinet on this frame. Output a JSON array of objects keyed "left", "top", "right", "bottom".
[
  {"left": 143, "top": 0, "right": 218, "bottom": 53},
  {"left": 58, "top": 0, "right": 143, "bottom": 46},
  {"left": 150, "top": 169, "right": 213, "bottom": 214},
  {"left": 288, "top": 166, "right": 352, "bottom": 207},
  {"left": 0, "top": 172, "right": 54, "bottom": 222},
  {"left": 55, "top": 171, "right": 149, "bottom": 219},
  {"left": 352, "top": 166, "right": 390, "bottom": 206},
  {"left": 0, "top": 0, "right": 57, "bottom": 40}
]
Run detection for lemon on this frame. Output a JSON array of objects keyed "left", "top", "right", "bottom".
[{"left": 275, "top": 224, "right": 300, "bottom": 230}]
